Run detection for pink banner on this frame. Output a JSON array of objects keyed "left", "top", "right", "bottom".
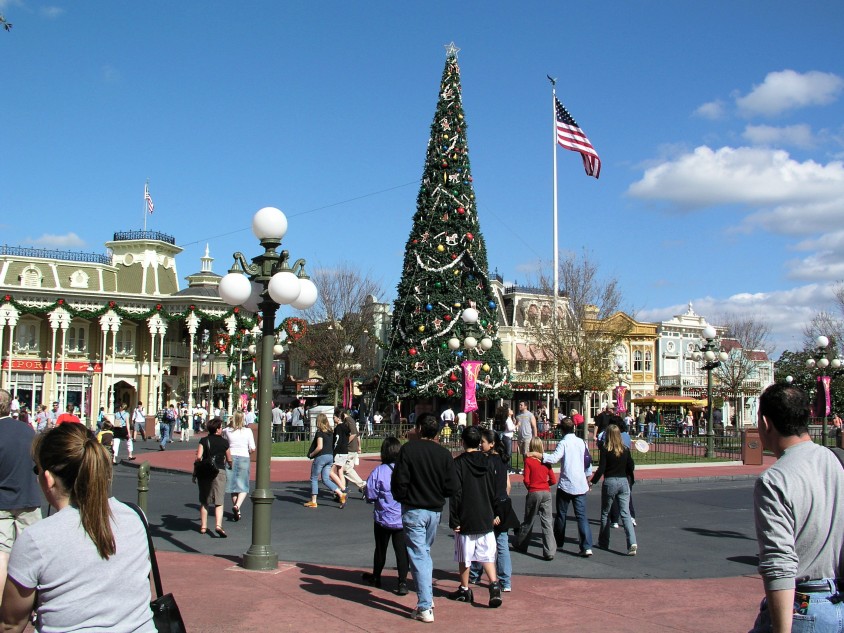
[
  {"left": 342, "top": 378, "right": 353, "bottom": 408},
  {"left": 461, "top": 360, "right": 483, "bottom": 413},
  {"left": 613, "top": 385, "right": 627, "bottom": 414},
  {"left": 815, "top": 375, "right": 831, "bottom": 418}
]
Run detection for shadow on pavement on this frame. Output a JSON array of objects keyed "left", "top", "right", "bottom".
[{"left": 682, "top": 527, "right": 755, "bottom": 540}]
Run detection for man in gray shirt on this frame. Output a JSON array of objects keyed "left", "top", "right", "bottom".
[
  {"left": 515, "top": 402, "right": 538, "bottom": 463},
  {"left": 749, "top": 383, "right": 844, "bottom": 633}
]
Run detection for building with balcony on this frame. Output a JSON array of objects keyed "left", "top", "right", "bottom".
[{"left": 0, "top": 233, "right": 249, "bottom": 423}]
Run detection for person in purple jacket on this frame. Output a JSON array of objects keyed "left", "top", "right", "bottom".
[{"left": 362, "top": 437, "right": 409, "bottom": 596}]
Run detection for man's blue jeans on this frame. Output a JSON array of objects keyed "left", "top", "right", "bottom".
[
  {"left": 310, "top": 454, "right": 339, "bottom": 496},
  {"left": 554, "top": 488, "right": 592, "bottom": 553},
  {"left": 469, "top": 530, "right": 511, "bottom": 588},
  {"left": 749, "top": 580, "right": 844, "bottom": 632},
  {"left": 402, "top": 507, "right": 440, "bottom": 611},
  {"left": 159, "top": 422, "right": 171, "bottom": 448}
]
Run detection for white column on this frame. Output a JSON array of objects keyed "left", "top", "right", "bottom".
[
  {"left": 157, "top": 325, "right": 166, "bottom": 408},
  {"left": 0, "top": 324, "right": 4, "bottom": 390},
  {"left": 49, "top": 327, "right": 58, "bottom": 402},
  {"left": 6, "top": 324, "right": 15, "bottom": 390},
  {"left": 99, "top": 329, "right": 108, "bottom": 410},
  {"left": 148, "top": 330, "right": 156, "bottom": 411},
  {"left": 58, "top": 326, "right": 68, "bottom": 406}
]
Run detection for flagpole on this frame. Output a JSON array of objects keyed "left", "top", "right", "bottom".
[
  {"left": 548, "top": 76, "right": 560, "bottom": 432},
  {"left": 144, "top": 180, "right": 149, "bottom": 232}
]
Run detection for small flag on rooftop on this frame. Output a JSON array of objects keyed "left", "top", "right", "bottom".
[
  {"left": 554, "top": 97, "right": 601, "bottom": 179},
  {"left": 144, "top": 182, "right": 155, "bottom": 214}
]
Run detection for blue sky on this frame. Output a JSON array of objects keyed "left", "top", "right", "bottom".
[{"left": 2, "top": 1, "right": 843, "bottom": 356}]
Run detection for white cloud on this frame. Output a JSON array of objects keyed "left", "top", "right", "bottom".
[
  {"left": 742, "top": 123, "right": 816, "bottom": 149},
  {"left": 628, "top": 146, "right": 844, "bottom": 233},
  {"left": 25, "top": 232, "right": 86, "bottom": 248},
  {"left": 784, "top": 231, "right": 844, "bottom": 281},
  {"left": 638, "top": 283, "right": 838, "bottom": 355},
  {"left": 693, "top": 100, "right": 725, "bottom": 120},
  {"left": 40, "top": 6, "right": 64, "bottom": 18},
  {"left": 736, "top": 70, "right": 844, "bottom": 117}
]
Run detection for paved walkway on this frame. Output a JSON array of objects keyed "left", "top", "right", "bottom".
[{"left": 121, "top": 435, "right": 771, "bottom": 632}]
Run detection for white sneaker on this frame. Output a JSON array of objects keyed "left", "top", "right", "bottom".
[
  {"left": 502, "top": 586, "right": 512, "bottom": 592},
  {"left": 411, "top": 608, "right": 434, "bottom": 623},
  {"left": 632, "top": 518, "right": 637, "bottom": 526},
  {"left": 581, "top": 549, "right": 593, "bottom": 557},
  {"left": 611, "top": 523, "right": 619, "bottom": 529},
  {"left": 628, "top": 544, "right": 638, "bottom": 556}
]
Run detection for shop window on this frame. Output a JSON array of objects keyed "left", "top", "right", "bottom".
[
  {"left": 14, "top": 322, "right": 39, "bottom": 353},
  {"left": 67, "top": 326, "right": 87, "bottom": 353},
  {"left": 633, "top": 350, "right": 643, "bottom": 372},
  {"left": 644, "top": 351, "right": 652, "bottom": 372},
  {"left": 115, "top": 329, "right": 134, "bottom": 355},
  {"left": 20, "top": 266, "right": 42, "bottom": 288}
]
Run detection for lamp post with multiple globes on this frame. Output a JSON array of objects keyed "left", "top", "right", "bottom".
[
  {"left": 692, "top": 325, "right": 729, "bottom": 458},
  {"left": 444, "top": 307, "right": 493, "bottom": 425},
  {"left": 218, "top": 207, "right": 317, "bottom": 571},
  {"left": 805, "top": 335, "right": 841, "bottom": 446}
]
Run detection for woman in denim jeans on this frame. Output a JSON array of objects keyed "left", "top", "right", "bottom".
[
  {"left": 304, "top": 413, "right": 341, "bottom": 508},
  {"left": 591, "top": 424, "right": 637, "bottom": 556}
]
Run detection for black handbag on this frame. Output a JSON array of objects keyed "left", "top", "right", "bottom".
[
  {"left": 126, "top": 502, "right": 188, "bottom": 633},
  {"left": 192, "top": 438, "right": 219, "bottom": 479}
]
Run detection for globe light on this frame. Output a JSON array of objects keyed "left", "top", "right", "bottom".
[
  {"left": 832, "top": 358, "right": 842, "bottom": 370},
  {"left": 273, "top": 344, "right": 284, "bottom": 355},
  {"left": 479, "top": 337, "right": 493, "bottom": 350},
  {"left": 806, "top": 358, "right": 816, "bottom": 368},
  {"left": 463, "top": 336, "right": 478, "bottom": 349},
  {"left": 702, "top": 325, "right": 717, "bottom": 340},
  {"left": 818, "top": 357, "right": 830, "bottom": 369},
  {"left": 268, "top": 271, "right": 301, "bottom": 305},
  {"left": 705, "top": 350, "right": 716, "bottom": 362},
  {"left": 248, "top": 344, "right": 257, "bottom": 355},
  {"left": 816, "top": 335, "right": 830, "bottom": 349},
  {"left": 243, "top": 280, "right": 263, "bottom": 313},
  {"left": 461, "top": 307, "right": 479, "bottom": 324},
  {"left": 290, "top": 277, "right": 318, "bottom": 310},
  {"left": 719, "top": 351, "right": 729, "bottom": 362},
  {"left": 252, "top": 206, "right": 288, "bottom": 240},
  {"left": 447, "top": 337, "right": 461, "bottom": 350},
  {"left": 692, "top": 351, "right": 702, "bottom": 361},
  {"left": 219, "top": 273, "right": 252, "bottom": 306},
  {"left": 786, "top": 375, "right": 793, "bottom": 383}
]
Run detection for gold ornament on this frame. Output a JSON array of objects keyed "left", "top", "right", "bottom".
[
  {"left": 437, "top": 244, "right": 445, "bottom": 252},
  {"left": 418, "top": 325, "right": 425, "bottom": 332}
]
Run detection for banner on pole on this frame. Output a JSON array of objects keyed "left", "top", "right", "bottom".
[
  {"left": 613, "top": 385, "right": 627, "bottom": 414},
  {"left": 461, "top": 360, "right": 483, "bottom": 413},
  {"left": 815, "top": 375, "right": 831, "bottom": 418}
]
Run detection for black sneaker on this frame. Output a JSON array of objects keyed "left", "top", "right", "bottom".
[
  {"left": 361, "top": 572, "right": 381, "bottom": 588},
  {"left": 447, "top": 586, "right": 473, "bottom": 603},
  {"left": 396, "top": 581, "right": 409, "bottom": 596},
  {"left": 488, "top": 581, "right": 502, "bottom": 608}
]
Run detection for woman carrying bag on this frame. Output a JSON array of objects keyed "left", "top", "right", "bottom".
[
  {"left": 591, "top": 424, "right": 638, "bottom": 556},
  {"left": 194, "top": 417, "right": 232, "bottom": 537}
]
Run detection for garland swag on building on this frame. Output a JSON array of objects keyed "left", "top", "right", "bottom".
[{"left": 383, "top": 44, "right": 511, "bottom": 402}]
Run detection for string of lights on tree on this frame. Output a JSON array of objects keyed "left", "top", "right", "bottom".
[{"left": 382, "top": 44, "right": 511, "bottom": 401}]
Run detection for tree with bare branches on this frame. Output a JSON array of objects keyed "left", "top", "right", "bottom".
[
  {"left": 529, "top": 251, "right": 631, "bottom": 429},
  {"left": 287, "top": 263, "right": 383, "bottom": 406},
  {"left": 712, "top": 313, "right": 774, "bottom": 426}
]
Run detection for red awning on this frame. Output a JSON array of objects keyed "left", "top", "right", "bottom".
[{"left": 516, "top": 344, "right": 532, "bottom": 360}]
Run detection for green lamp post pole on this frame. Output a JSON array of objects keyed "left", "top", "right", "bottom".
[
  {"left": 218, "top": 207, "right": 318, "bottom": 571},
  {"left": 695, "top": 325, "right": 728, "bottom": 459}
]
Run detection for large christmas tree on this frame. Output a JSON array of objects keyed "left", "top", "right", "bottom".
[{"left": 383, "top": 43, "right": 511, "bottom": 405}]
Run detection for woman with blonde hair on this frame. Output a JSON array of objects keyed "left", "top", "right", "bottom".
[
  {"left": 223, "top": 410, "right": 255, "bottom": 521},
  {"left": 0, "top": 424, "right": 155, "bottom": 632},
  {"left": 590, "top": 424, "right": 637, "bottom": 555},
  {"left": 304, "top": 413, "right": 342, "bottom": 507}
]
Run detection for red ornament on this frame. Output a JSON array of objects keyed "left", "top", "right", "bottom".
[
  {"left": 447, "top": 389, "right": 455, "bottom": 396},
  {"left": 444, "top": 314, "right": 452, "bottom": 321},
  {"left": 155, "top": 304, "right": 162, "bottom": 311},
  {"left": 449, "top": 373, "right": 458, "bottom": 382},
  {"left": 457, "top": 207, "right": 465, "bottom": 215},
  {"left": 233, "top": 307, "right": 240, "bottom": 313},
  {"left": 190, "top": 305, "right": 196, "bottom": 311},
  {"left": 412, "top": 239, "right": 418, "bottom": 244},
  {"left": 466, "top": 233, "right": 474, "bottom": 241},
  {"left": 108, "top": 301, "right": 115, "bottom": 308},
  {"left": 57, "top": 299, "right": 64, "bottom": 305},
  {"left": 3, "top": 295, "right": 10, "bottom": 302},
  {"left": 409, "top": 348, "right": 418, "bottom": 356},
  {"left": 451, "top": 254, "right": 457, "bottom": 260}
]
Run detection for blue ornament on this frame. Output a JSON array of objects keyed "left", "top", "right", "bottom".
[
  {"left": 488, "top": 301, "right": 496, "bottom": 309},
  {"left": 409, "top": 379, "right": 418, "bottom": 388},
  {"left": 456, "top": 351, "right": 464, "bottom": 358},
  {"left": 425, "top": 303, "right": 433, "bottom": 311}
]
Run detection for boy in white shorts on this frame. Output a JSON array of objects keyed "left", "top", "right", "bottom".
[{"left": 448, "top": 426, "right": 502, "bottom": 608}]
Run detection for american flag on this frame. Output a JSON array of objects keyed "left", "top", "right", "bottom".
[
  {"left": 144, "top": 183, "right": 155, "bottom": 214},
  {"left": 555, "top": 97, "right": 601, "bottom": 179}
]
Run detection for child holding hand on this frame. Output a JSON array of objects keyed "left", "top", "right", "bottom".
[{"left": 514, "top": 437, "right": 557, "bottom": 559}]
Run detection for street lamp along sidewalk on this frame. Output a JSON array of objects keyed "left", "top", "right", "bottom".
[
  {"left": 217, "top": 206, "right": 318, "bottom": 571},
  {"left": 805, "top": 334, "right": 841, "bottom": 445},
  {"left": 691, "top": 325, "right": 729, "bottom": 459}
]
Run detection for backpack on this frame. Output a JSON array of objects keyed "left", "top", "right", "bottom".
[{"left": 164, "top": 408, "right": 176, "bottom": 423}]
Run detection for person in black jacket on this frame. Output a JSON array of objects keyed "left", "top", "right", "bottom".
[
  {"left": 448, "top": 426, "right": 503, "bottom": 608},
  {"left": 391, "top": 412, "right": 457, "bottom": 623},
  {"left": 591, "top": 424, "right": 637, "bottom": 555}
]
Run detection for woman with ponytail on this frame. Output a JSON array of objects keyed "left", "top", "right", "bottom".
[{"left": 0, "top": 423, "right": 155, "bottom": 632}]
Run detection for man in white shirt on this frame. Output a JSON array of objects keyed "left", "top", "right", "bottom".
[
  {"left": 244, "top": 407, "right": 256, "bottom": 427},
  {"left": 271, "top": 403, "right": 285, "bottom": 442},
  {"left": 440, "top": 406, "right": 455, "bottom": 429},
  {"left": 530, "top": 418, "right": 593, "bottom": 557},
  {"left": 132, "top": 402, "right": 147, "bottom": 441}
]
